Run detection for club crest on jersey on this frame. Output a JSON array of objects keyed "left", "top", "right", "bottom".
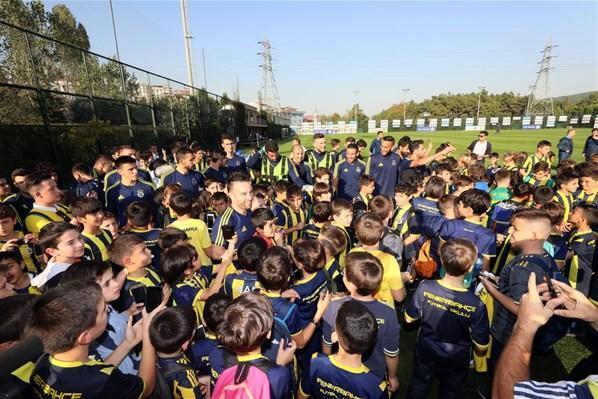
[
  {"left": 392, "top": 160, "right": 397, "bottom": 166},
  {"left": 356, "top": 167, "right": 362, "bottom": 173},
  {"left": 136, "top": 190, "right": 145, "bottom": 198},
  {"left": 241, "top": 226, "right": 248, "bottom": 232},
  {"left": 378, "top": 162, "right": 384, "bottom": 168}
]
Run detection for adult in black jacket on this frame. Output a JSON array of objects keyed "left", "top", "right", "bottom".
[{"left": 467, "top": 130, "right": 493, "bottom": 165}]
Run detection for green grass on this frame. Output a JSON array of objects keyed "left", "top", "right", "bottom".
[
  {"left": 278, "top": 127, "right": 594, "bottom": 398},
  {"left": 278, "top": 128, "right": 592, "bottom": 163}
]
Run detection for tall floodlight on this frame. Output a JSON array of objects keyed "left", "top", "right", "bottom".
[
  {"left": 179, "top": 0, "right": 195, "bottom": 91},
  {"left": 526, "top": 39, "right": 557, "bottom": 116},
  {"left": 258, "top": 35, "right": 281, "bottom": 113}
]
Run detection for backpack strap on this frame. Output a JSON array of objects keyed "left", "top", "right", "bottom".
[{"left": 159, "top": 360, "right": 193, "bottom": 378}]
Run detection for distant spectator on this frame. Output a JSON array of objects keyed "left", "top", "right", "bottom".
[
  {"left": 467, "top": 131, "right": 493, "bottom": 164},
  {"left": 557, "top": 128, "right": 576, "bottom": 162},
  {"left": 582, "top": 128, "right": 598, "bottom": 161}
]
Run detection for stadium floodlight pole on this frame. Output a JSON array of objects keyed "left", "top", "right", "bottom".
[
  {"left": 402, "top": 88, "right": 410, "bottom": 120},
  {"left": 476, "top": 86, "right": 486, "bottom": 121}
]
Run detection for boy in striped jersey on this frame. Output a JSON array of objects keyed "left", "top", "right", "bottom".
[
  {"left": 280, "top": 185, "right": 308, "bottom": 246},
  {"left": 71, "top": 197, "right": 112, "bottom": 262}
]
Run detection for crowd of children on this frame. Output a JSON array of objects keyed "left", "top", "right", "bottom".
[{"left": 0, "top": 129, "right": 597, "bottom": 399}]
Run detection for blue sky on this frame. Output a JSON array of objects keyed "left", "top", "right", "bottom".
[{"left": 44, "top": 1, "right": 597, "bottom": 115}]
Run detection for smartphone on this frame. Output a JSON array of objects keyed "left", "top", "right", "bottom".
[
  {"left": 14, "top": 238, "right": 26, "bottom": 246},
  {"left": 145, "top": 286, "right": 163, "bottom": 313},
  {"left": 222, "top": 225, "right": 235, "bottom": 240},
  {"left": 129, "top": 284, "right": 146, "bottom": 305},
  {"left": 544, "top": 275, "right": 559, "bottom": 299},
  {"left": 206, "top": 213, "right": 216, "bottom": 229}
]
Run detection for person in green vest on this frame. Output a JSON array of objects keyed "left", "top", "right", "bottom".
[
  {"left": 304, "top": 133, "right": 335, "bottom": 173},
  {"left": 247, "top": 140, "right": 293, "bottom": 185}
]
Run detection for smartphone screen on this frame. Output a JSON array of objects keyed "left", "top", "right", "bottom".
[
  {"left": 206, "top": 214, "right": 215, "bottom": 228},
  {"left": 145, "top": 286, "right": 163, "bottom": 313},
  {"left": 129, "top": 284, "right": 146, "bottom": 304},
  {"left": 222, "top": 225, "right": 235, "bottom": 240}
]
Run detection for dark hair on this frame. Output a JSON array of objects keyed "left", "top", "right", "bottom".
[
  {"left": 532, "top": 161, "right": 550, "bottom": 174},
  {"left": 313, "top": 133, "right": 325, "bottom": 140},
  {"left": 336, "top": 300, "right": 378, "bottom": 354},
  {"left": 556, "top": 170, "right": 579, "bottom": 187},
  {"left": 0, "top": 203, "right": 17, "bottom": 220},
  {"left": 217, "top": 292, "right": 273, "bottom": 352},
  {"left": 356, "top": 139, "right": 367, "bottom": 148},
  {"left": 114, "top": 156, "right": 137, "bottom": 169},
  {"left": 433, "top": 163, "right": 452, "bottom": 175},
  {"left": 251, "top": 207, "right": 275, "bottom": 229},
  {"left": 512, "top": 182, "right": 532, "bottom": 198},
  {"left": 344, "top": 252, "right": 382, "bottom": 296},
  {"left": 312, "top": 201, "right": 332, "bottom": 224},
  {"left": 293, "top": 239, "right": 326, "bottom": 274},
  {"left": 158, "top": 227, "right": 188, "bottom": 250},
  {"left": 542, "top": 202, "right": 565, "bottom": 226},
  {"left": 264, "top": 140, "right": 279, "bottom": 153},
  {"left": 286, "top": 184, "right": 302, "bottom": 199},
  {"left": 0, "top": 251, "right": 22, "bottom": 265},
  {"left": 110, "top": 234, "right": 145, "bottom": 265},
  {"left": 438, "top": 194, "right": 457, "bottom": 216},
  {"left": 126, "top": 201, "right": 154, "bottom": 227},
  {"left": 409, "top": 139, "right": 424, "bottom": 154},
  {"left": 468, "top": 164, "right": 487, "bottom": 182},
  {"left": 227, "top": 172, "right": 252, "bottom": 188},
  {"left": 211, "top": 192, "right": 229, "bottom": 205},
  {"left": 330, "top": 138, "right": 340, "bottom": 146},
  {"left": 457, "top": 189, "right": 491, "bottom": 215},
  {"left": 359, "top": 174, "right": 375, "bottom": 188},
  {"left": 203, "top": 293, "right": 231, "bottom": 333},
  {"left": 398, "top": 136, "right": 411, "bottom": 148},
  {"left": 149, "top": 306, "right": 196, "bottom": 353},
  {"left": 39, "top": 222, "right": 79, "bottom": 252},
  {"left": 313, "top": 182, "right": 331, "bottom": 199},
  {"left": 382, "top": 136, "right": 395, "bottom": 144},
  {"left": 71, "top": 197, "right": 103, "bottom": 219},
  {"left": 354, "top": 212, "right": 384, "bottom": 246},
  {"left": 346, "top": 143, "right": 358, "bottom": 152},
  {"left": 479, "top": 131, "right": 488, "bottom": 137},
  {"left": 61, "top": 260, "right": 111, "bottom": 284},
  {"left": 394, "top": 182, "right": 416, "bottom": 196},
  {"left": 424, "top": 176, "right": 446, "bottom": 199},
  {"left": 24, "top": 281, "right": 102, "bottom": 353},
  {"left": 0, "top": 294, "right": 35, "bottom": 344},
  {"left": 273, "top": 180, "right": 291, "bottom": 195},
  {"left": 369, "top": 195, "right": 393, "bottom": 219},
  {"left": 257, "top": 247, "right": 292, "bottom": 291},
  {"left": 169, "top": 192, "right": 193, "bottom": 216},
  {"left": 576, "top": 203, "right": 598, "bottom": 227},
  {"left": 440, "top": 238, "right": 477, "bottom": 276},
  {"left": 11, "top": 168, "right": 29, "bottom": 181},
  {"left": 24, "top": 171, "right": 53, "bottom": 194},
  {"left": 331, "top": 198, "right": 353, "bottom": 216},
  {"left": 238, "top": 237, "right": 267, "bottom": 272},
  {"left": 161, "top": 244, "right": 195, "bottom": 285},
  {"left": 537, "top": 140, "right": 552, "bottom": 148},
  {"left": 176, "top": 147, "right": 194, "bottom": 163},
  {"left": 532, "top": 186, "right": 555, "bottom": 206},
  {"left": 71, "top": 162, "right": 92, "bottom": 176},
  {"left": 494, "top": 169, "right": 511, "bottom": 182}
]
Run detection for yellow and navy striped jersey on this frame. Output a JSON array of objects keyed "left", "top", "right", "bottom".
[
  {"left": 82, "top": 229, "right": 113, "bottom": 262},
  {"left": 301, "top": 223, "right": 322, "bottom": 240},
  {"left": 565, "top": 230, "right": 596, "bottom": 296},
  {"left": 299, "top": 353, "right": 387, "bottom": 399},
  {"left": 173, "top": 272, "right": 209, "bottom": 324},
  {"left": 523, "top": 174, "right": 555, "bottom": 189},
  {"left": 405, "top": 279, "right": 490, "bottom": 369},
  {"left": 188, "top": 333, "right": 218, "bottom": 376},
  {"left": 157, "top": 353, "right": 203, "bottom": 399},
  {"left": 391, "top": 205, "right": 414, "bottom": 237},
  {"left": 24, "top": 204, "right": 71, "bottom": 236},
  {"left": 0, "top": 231, "right": 44, "bottom": 274},
  {"left": 353, "top": 192, "right": 371, "bottom": 207},
  {"left": 121, "top": 268, "right": 163, "bottom": 310},
  {"left": 522, "top": 153, "right": 548, "bottom": 175},
  {"left": 575, "top": 190, "right": 598, "bottom": 207},
  {"left": 30, "top": 354, "right": 144, "bottom": 399},
  {"left": 553, "top": 190, "right": 574, "bottom": 223},
  {"left": 279, "top": 206, "right": 308, "bottom": 245}
]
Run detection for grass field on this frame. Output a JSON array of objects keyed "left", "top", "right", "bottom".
[
  {"left": 277, "top": 128, "right": 594, "bottom": 163},
  {"left": 279, "top": 128, "right": 594, "bottom": 398}
]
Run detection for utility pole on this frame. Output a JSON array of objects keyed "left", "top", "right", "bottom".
[
  {"left": 179, "top": 0, "right": 195, "bottom": 91},
  {"left": 202, "top": 48, "right": 208, "bottom": 91},
  {"left": 526, "top": 38, "right": 557, "bottom": 115},
  {"left": 352, "top": 89, "right": 360, "bottom": 132},
  {"left": 476, "top": 86, "right": 486, "bottom": 120},
  {"left": 258, "top": 35, "right": 281, "bottom": 114},
  {"left": 402, "top": 88, "right": 410, "bottom": 120}
]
